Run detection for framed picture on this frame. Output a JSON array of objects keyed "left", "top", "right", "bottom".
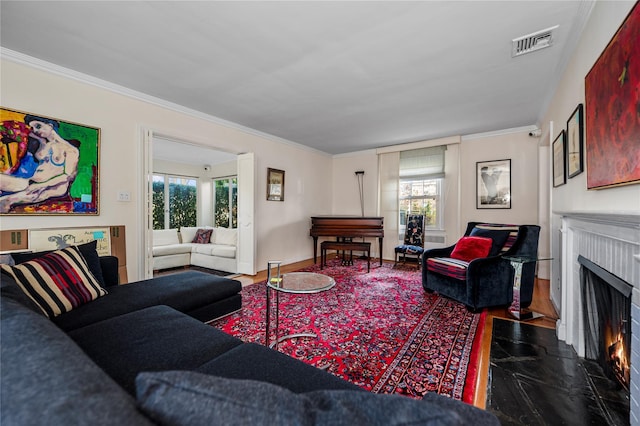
[
  {"left": 552, "top": 130, "right": 566, "bottom": 188},
  {"left": 585, "top": 2, "right": 640, "bottom": 189},
  {"left": 266, "top": 168, "right": 285, "bottom": 201},
  {"left": 29, "top": 227, "right": 111, "bottom": 255},
  {"left": 476, "top": 159, "right": 511, "bottom": 209},
  {"left": 566, "top": 104, "right": 584, "bottom": 179},
  {"left": 0, "top": 107, "right": 100, "bottom": 215}
]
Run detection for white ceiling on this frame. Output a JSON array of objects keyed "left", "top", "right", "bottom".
[
  {"left": 0, "top": 1, "right": 593, "bottom": 155},
  {"left": 153, "top": 137, "right": 237, "bottom": 166}
]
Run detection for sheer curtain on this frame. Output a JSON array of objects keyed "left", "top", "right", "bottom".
[
  {"left": 378, "top": 145, "right": 449, "bottom": 260},
  {"left": 377, "top": 152, "right": 400, "bottom": 260},
  {"left": 376, "top": 136, "right": 460, "bottom": 261}
]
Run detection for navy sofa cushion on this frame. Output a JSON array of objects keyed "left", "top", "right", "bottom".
[
  {"left": 0, "top": 273, "right": 45, "bottom": 315},
  {"left": 69, "top": 305, "right": 243, "bottom": 394},
  {"left": 1, "top": 295, "right": 152, "bottom": 426},
  {"left": 12, "top": 240, "right": 107, "bottom": 287},
  {"left": 52, "top": 271, "right": 242, "bottom": 331},
  {"left": 196, "top": 342, "right": 362, "bottom": 393},
  {"left": 136, "top": 371, "right": 500, "bottom": 426},
  {"left": 469, "top": 227, "right": 511, "bottom": 256}
]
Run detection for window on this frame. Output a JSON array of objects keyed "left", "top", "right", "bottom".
[
  {"left": 399, "top": 178, "right": 442, "bottom": 228},
  {"left": 214, "top": 177, "right": 237, "bottom": 228},
  {"left": 398, "top": 146, "right": 445, "bottom": 239},
  {"left": 152, "top": 174, "right": 197, "bottom": 230}
]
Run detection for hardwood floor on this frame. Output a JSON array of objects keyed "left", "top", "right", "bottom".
[{"left": 239, "top": 258, "right": 559, "bottom": 411}]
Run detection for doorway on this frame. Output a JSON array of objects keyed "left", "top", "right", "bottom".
[{"left": 140, "top": 129, "right": 255, "bottom": 279}]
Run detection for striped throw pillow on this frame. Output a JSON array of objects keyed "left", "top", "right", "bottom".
[
  {"left": 0, "top": 245, "right": 108, "bottom": 318},
  {"left": 473, "top": 224, "right": 520, "bottom": 252}
]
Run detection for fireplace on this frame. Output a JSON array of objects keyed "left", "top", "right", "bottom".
[
  {"left": 556, "top": 212, "right": 640, "bottom": 425},
  {"left": 580, "top": 255, "right": 632, "bottom": 390}
]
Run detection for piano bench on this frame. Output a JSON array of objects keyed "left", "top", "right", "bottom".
[{"left": 320, "top": 241, "right": 371, "bottom": 273}]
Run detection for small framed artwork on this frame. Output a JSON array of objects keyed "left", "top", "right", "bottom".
[
  {"left": 552, "top": 130, "right": 566, "bottom": 187},
  {"left": 266, "top": 168, "right": 285, "bottom": 201},
  {"left": 476, "top": 159, "right": 511, "bottom": 209},
  {"left": 0, "top": 107, "right": 100, "bottom": 215},
  {"left": 566, "top": 104, "right": 584, "bottom": 178}
]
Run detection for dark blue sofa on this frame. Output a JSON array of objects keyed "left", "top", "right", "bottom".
[{"left": 1, "top": 250, "right": 499, "bottom": 425}]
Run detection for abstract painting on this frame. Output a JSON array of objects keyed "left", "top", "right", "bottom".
[
  {"left": 0, "top": 107, "right": 99, "bottom": 214},
  {"left": 585, "top": 3, "right": 640, "bottom": 189}
]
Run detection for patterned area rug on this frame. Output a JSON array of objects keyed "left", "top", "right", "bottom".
[{"left": 211, "top": 259, "right": 485, "bottom": 402}]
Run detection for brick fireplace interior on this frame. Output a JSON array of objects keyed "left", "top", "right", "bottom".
[{"left": 580, "top": 255, "right": 632, "bottom": 391}]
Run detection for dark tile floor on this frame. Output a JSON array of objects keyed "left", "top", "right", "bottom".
[{"left": 487, "top": 319, "right": 629, "bottom": 426}]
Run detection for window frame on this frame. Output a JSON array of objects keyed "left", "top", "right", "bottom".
[
  {"left": 398, "top": 176, "right": 443, "bottom": 240},
  {"left": 152, "top": 172, "right": 199, "bottom": 230},
  {"left": 212, "top": 176, "right": 238, "bottom": 229}
]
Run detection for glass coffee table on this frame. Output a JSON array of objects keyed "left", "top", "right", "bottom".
[
  {"left": 265, "top": 270, "right": 335, "bottom": 349},
  {"left": 504, "top": 256, "right": 552, "bottom": 321}
]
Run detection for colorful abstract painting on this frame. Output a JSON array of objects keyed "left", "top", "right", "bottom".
[
  {"left": 0, "top": 107, "right": 99, "bottom": 214},
  {"left": 585, "top": 3, "right": 640, "bottom": 189}
]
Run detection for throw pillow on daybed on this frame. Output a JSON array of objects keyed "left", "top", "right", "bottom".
[
  {"left": 192, "top": 228, "right": 213, "bottom": 244},
  {"left": 0, "top": 245, "right": 107, "bottom": 318},
  {"left": 136, "top": 371, "right": 499, "bottom": 426},
  {"left": 449, "top": 236, "right": 493, "bottom": 262}
]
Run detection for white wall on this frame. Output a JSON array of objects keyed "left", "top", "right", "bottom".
[
  {"left": 0, "top": 59, "right": 333, "bottom": 280},
  {"left": 542, "top": 0, "right": 638, "bottom": 215},
  {"left": 460, "top": 130, "right": 541, "bottom": 232},
  {"left": 331, "top": 130, "right": 541, "bottom": 259},
  {"left": 540, "top": 1, "right": 640, "bottom": 312},
  {"left": 332, "top": 150, "right": 378, "bottom": 217},
  {"left": 331, "top": 150, "right": 381, "bottom": 257}
]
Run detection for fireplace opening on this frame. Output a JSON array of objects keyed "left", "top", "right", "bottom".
[{"left": 579, "top": 255, "right": 632, "bottom": 390}]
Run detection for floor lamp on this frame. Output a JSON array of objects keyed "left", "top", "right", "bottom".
[{"left": 355, "top": 171, "right": 365, "bottom": 216}]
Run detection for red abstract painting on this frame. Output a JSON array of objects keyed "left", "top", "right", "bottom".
[{"left": 585, "top": 2, "right": 640, "bottom": 189}]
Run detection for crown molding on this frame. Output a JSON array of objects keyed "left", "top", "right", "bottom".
[
  {"left": 333, "top": 148, "right": 378, "bottom": 159},
  {"left": 461, "top": 125, "right": 538, "bottom": 141},
  {"left": 1, "top": 47, "right": 331, "bottom": 157}
]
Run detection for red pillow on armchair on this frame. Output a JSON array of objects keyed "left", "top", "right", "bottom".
[{"left": 450, "top": 236, "right": 493, "bottom": 262}]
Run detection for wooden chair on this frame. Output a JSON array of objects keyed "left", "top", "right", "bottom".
[{"left": 394, "top": 214, "right": 425, "bottom": 268}]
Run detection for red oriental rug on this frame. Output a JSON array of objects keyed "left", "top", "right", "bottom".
[{"left": 211, "top": 259, "right": 486, "bottom": 403}]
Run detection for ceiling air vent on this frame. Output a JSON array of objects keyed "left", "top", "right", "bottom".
[{"left": 512, "top": 25, "right": 559, "bottom": 57}]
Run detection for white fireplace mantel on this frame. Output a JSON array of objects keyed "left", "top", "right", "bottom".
[
  {"left": 554, "top": 210, "right": 639, "bottom": 424},
  {"left": 555, "top": 211, "right": 639, "bottom": 349}
]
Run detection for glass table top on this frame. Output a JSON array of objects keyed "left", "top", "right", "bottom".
[
  {"left": 503, "top": 256, "right": 553, "bottom": 264},
  {"left": 267, "top": 272, "right": 336, "bottom": 294}
]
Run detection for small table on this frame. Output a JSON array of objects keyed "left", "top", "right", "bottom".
[
  {"left": 504, "top": 256, "right": 552, "bottom": 321},
  {"left": 265, "top": 270, "right": 335, "bottom": 349}
]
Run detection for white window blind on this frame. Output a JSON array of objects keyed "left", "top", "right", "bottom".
[{"left": 399, "top": 146, "right": 445, "bottom": 179}]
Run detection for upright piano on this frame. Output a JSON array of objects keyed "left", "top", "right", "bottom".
[{"left": 310, "top": 216, "right": 384, "bottom": 266}]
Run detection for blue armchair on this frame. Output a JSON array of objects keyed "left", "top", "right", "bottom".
[{"left": 421, "top": 222, "right": 540, "bottom": 312}]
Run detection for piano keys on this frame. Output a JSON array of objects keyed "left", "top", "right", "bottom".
[{"left": 310, "top": 216, "right": 384, "bottom": 266}]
